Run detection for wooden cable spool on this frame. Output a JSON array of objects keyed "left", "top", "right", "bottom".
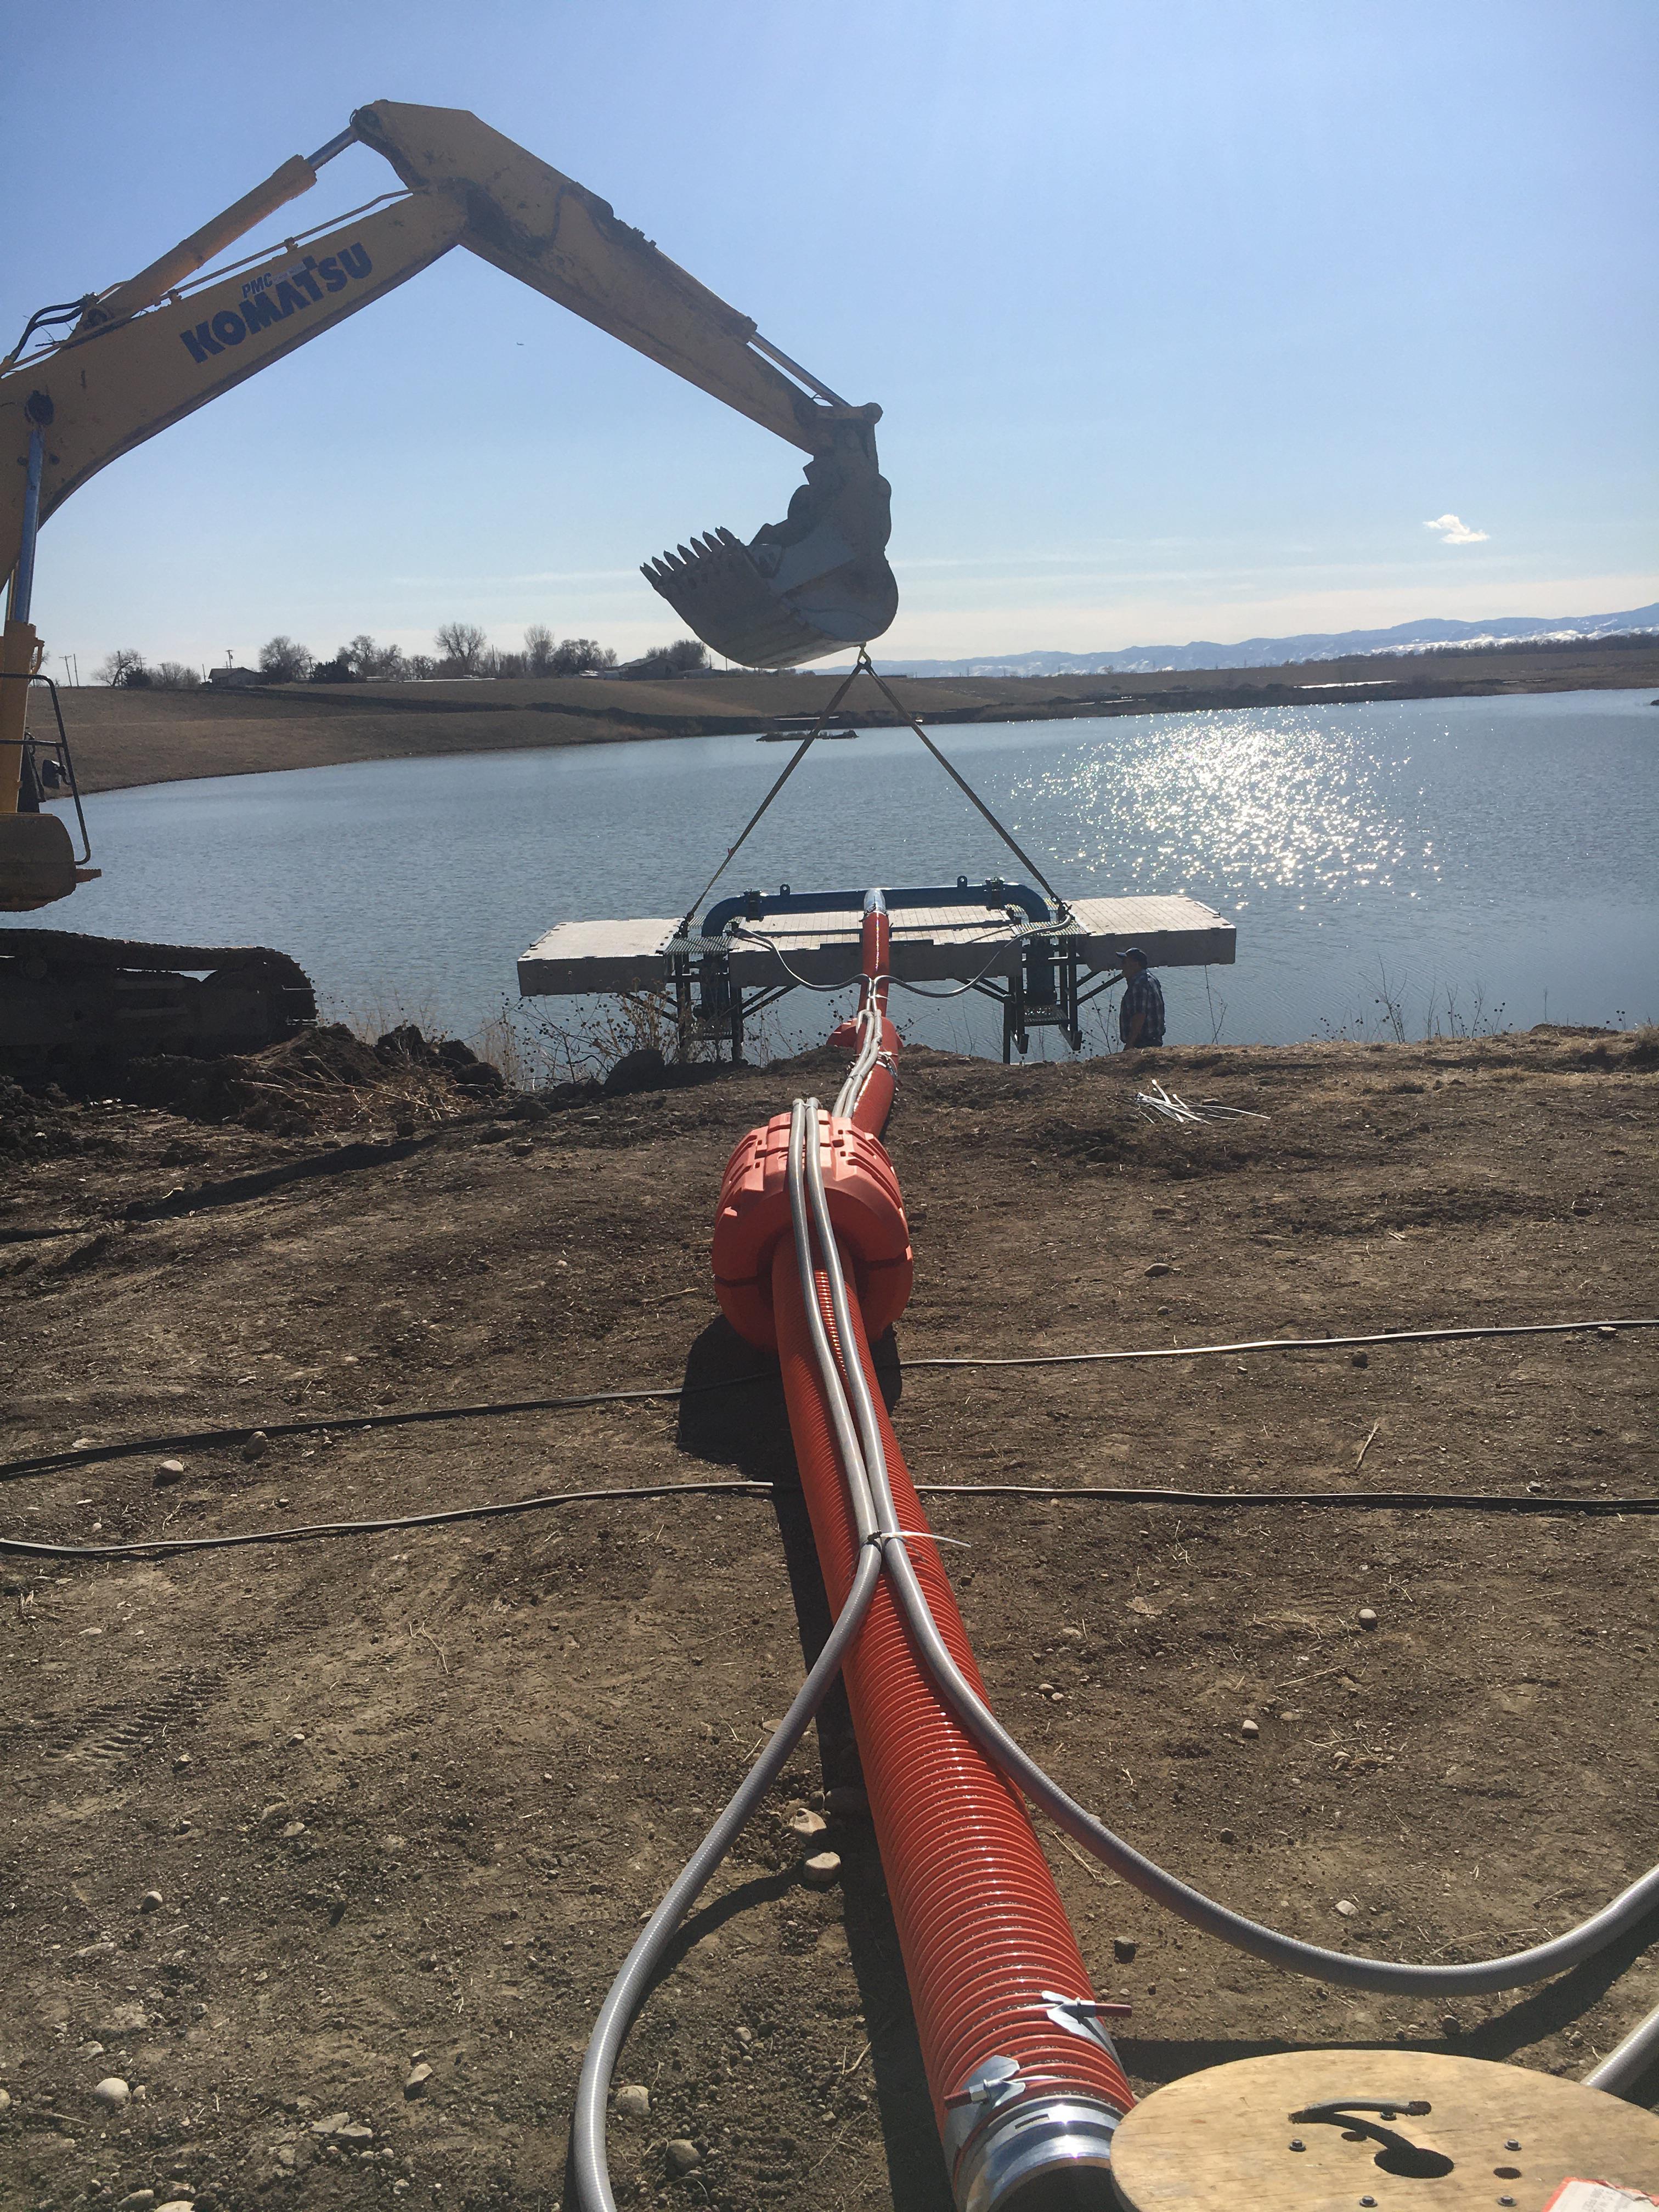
[{"left": 1109, "top": 2050, "right": 1658, "bottom": 2211}]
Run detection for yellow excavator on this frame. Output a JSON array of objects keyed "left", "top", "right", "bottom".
[{"left": 0, "top": 101, "right": 898, "bottom": 1070}]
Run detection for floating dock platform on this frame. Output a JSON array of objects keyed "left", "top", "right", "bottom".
[
  {"left": 518, "top": 892, "right": 1233, "bottom": 996},
  {"left": 518, "top": 885, "right": 1234, "bottom": 1062}
]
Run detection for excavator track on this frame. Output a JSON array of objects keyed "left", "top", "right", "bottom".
[{"left": 0, "top": 930, "right": 316, "bottom": 1081}]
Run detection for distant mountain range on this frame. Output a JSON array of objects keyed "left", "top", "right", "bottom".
[{"left": 864, "top": 601, "right": 1659, "bottom": 679}]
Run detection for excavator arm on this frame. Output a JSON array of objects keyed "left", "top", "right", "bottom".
[{"left": 1, "top": 100, "right": 896, "bottom": 907}]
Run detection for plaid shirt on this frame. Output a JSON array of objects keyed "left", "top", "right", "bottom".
[{"left": 1120, "top": 968, "right": 1165, "bottom": 1047}]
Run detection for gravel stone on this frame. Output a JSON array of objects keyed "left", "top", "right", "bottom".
[
  {"left": 664, "top": 2139, "right": 701, "bottom": 2175},
  {"left": 153, "top": 1459, "right": 187, "bottom": 1486},
  {"left": 802, "top": 1850, "right": 842, "bottom": 1887},
  {"left": 613, "top": 2083, "right": 650, "bottom": 2119},
  {"left": 1240, "top": 1718, "right": 1260, "bottom": 1739},
  {"left": 788, "top": 1808, "right": 827, "bottom": 1838},
  {"left": 140, "top": 1890, "right": 163, "bottom": 1912},
  {"left": 242, "top": 1431, "right": 270, "bottom": 1462},
  {"left": 91, "top": 2076, "right": 130, "bottom": 2109},
  {"left": 1335, "top": 1898, "right": 1358, "bottom": 1917},
  {"left": 404, "top": 2062, "right": 433, "bottom": 2099},
  {"left": 1112, "top": 1937, "right": 1138, "bottom": 1963},
  {"left": 1358, "top": 1607, "right": 1379, "bottom": 1629}
]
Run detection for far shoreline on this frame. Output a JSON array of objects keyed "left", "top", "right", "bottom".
[{"left": 43, "top": 636, "right": 1659, "bottom": 798}]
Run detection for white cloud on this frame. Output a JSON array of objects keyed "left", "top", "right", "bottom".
[{"left": 1424, "top": 512, "right": 1490, "bottom": 545}]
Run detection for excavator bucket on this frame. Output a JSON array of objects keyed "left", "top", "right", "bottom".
[{"left": 643, "top": 425, "right": 898, "bottom": 669}]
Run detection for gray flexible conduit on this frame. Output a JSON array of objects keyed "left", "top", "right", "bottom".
[
  {"left": 795, "top": 1097, "right": 1659, "bottom": 2001},
  {"left": 1583, "top": 1996, "right": 1659, "bottom": 2098},
  {"left": 570, "top": 1545, "right": 884, "bottom": 2212},
  {"left": 569, "top": 1105, "right": 888, "bottom": 2212},
  {"left": 569, "top": 1093, "right": 1659, "bottom": 2209}
]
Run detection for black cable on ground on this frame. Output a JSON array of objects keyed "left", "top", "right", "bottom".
[
  {"left": 904, "top": 1315, "right": 1659, "bottom": 1372},
  {"left": 5, "top": 1475, "right": 1653, "bottom": 1563},
  {"left": 1, "top": 1480, "right": 774, "bottom": 1559},
  {"left": 0, "top": 1379, "right": 741, "bottom": 1485},
  {"left": 921, "top": 1483, "right": 1658, "bottom": 1514},
  {"left": 4, "top": 1313, "right": 1649, "bottom": 1488}
]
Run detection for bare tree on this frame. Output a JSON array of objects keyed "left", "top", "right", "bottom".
[
  {"left": 96, "top": 648, "right": 150, "bottom": 687},
  {"left": 434, "top": 620, "right": 489, "bottom": 675},
  {"left": 149, "top": 661, "right": 201, "bottom": 690},
  {"left": 524, "top": 623, "right": 556, "bottom": 675},
  {"left": 552, "top": 636, "right": 619, "bottom": 675},
  {"left": 259, "top": 635, "right": 314, "bottom": 683},
  {"left": 342, "top": 633, "right": 408, "bottom": 680}
]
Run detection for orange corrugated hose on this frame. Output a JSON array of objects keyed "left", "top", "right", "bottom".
[{"left": 770, "top": 1244, "right": 1133, "bottom": 2140}]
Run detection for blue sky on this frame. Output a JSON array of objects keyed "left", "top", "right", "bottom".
[{"left": 4, "top": 0, "right": 1654, "bottom": 673}]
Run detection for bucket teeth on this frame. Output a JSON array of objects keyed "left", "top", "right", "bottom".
[{"left": 640, "top": 435, "right": 898, "bottom": 669}]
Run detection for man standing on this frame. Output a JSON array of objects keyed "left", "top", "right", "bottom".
[{"left": 1118, "top": 947, "right": 1165, "bottom": 1050}]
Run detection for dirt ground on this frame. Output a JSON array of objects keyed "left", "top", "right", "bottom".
[
  {"left": 45, "top": 640, "right": 1659, "bottom": 796},
  {"left": 1, "top": 1028, "right": 1656, "bottom": 2211}
]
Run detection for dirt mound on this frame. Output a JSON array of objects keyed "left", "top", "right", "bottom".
[
  {"left": 0, "top": 1072, "right": 81, "bottom": 1160},
  {"left": 118, "top": 1021, "right": 506, "bottom": 1135}
]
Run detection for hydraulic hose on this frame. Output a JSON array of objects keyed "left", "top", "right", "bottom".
[
  {"left": 797, "top": 1114, "right": 1659, "bottom": 2003},
  {"left": 786, "top": 1106, "right": 1132, "bottom": 2208},
  {"left": 572, "top": 1088, "right": 1659, "bottom": 2212}
]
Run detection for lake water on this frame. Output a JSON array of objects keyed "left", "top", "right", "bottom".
[{"left": 15, "top": 686, "right": 1658, "bottom": 1064}]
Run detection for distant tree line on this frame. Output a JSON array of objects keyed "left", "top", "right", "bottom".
[
  {"left": 94, "top": 647, "right": 204, "bottom": 690},
  {"left": 92, "top": 624, "right": 711, "bottom": 689}
]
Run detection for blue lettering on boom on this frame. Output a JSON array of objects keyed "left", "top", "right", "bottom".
[{"left": 180, "top": 239, "right": 372, "bottom": 366}]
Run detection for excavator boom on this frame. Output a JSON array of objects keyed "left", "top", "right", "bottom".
[
  {"left": 0, "top": 100, "right": 897, "bottom": 1063},
  {"left": 0, "top": 100, "right": 895, "bottom": 677}
]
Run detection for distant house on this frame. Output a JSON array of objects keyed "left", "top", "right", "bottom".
[{"left": 208, "top": 666, "right": 262, "bottom": 689}]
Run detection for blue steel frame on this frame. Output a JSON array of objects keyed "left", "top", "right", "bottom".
[{"left": 670, "top": 878, "right": 1090, "bottom": 1064}]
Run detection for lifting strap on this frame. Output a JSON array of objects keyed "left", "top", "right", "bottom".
[
  {"left": 676, "top": 649, "right": 1070, "bottom": 941},
  {"left": 854, "top": 651, "right": 1069, "bottom": 914},
  {"left": 673, "top": 656, "right": 868, "bottom": 940}
]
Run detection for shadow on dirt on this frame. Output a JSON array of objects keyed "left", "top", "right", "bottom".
[{"left": 672, "top": 1313, "right": 949, "bottom": 2204}]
